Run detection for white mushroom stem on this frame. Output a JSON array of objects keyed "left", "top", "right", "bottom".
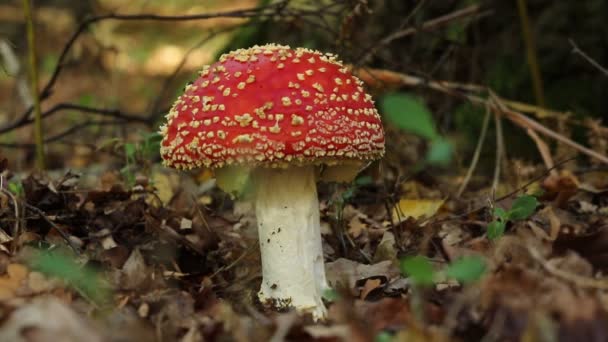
[{"left": 254, "top": 166, "right": 329, "bottom": 320}]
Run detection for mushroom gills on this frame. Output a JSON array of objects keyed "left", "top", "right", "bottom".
[{"left": 254, "top": 166, "right": 329, "bottom": 320}]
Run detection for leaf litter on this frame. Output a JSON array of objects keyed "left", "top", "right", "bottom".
[{"left": 0, "top": 150, "right": 608, "bottom": 341}]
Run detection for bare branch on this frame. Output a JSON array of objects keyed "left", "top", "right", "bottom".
[
  {"left": 0, "top": 119, "right": 126, "bottom": 148},
  {"left": 0, "top": 1, "right": 289, "bottom": 134},
  {"left": 569, "top": 39, "right": 608, "bottom": 77},
  {"left": 357, "top": 4, "right": 493, "bottom": 64},
  {"left": 0, "top": 103, "right": 154, "bottom": 135}
]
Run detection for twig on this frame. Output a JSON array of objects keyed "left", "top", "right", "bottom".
[
  {"left": 501, "top": 107, "right": 608, "bottom": 164},
  {"left": 358, "top": 4, "right": 492, "bottom": 64},
  {"left": 0, "top": 119, "right": 125, "bottom": 148},
  {"left": 0, "top": 102, "right": 154, "bottom": 135},
  {"left": 457, "top": 103, "right": 491, "bottom": 197},
  {"left": 357, "top": 67, "right": 608, "bottom": 165},
  {"left": 443, "top": 156, "right": 576, "bottom": 222},
  {"left": 209, "top": 248, "right": 251, "bottom": 279},
  {"left": 0, "top": 1, "right": 289, "bottom": 135},
  {"left": 22, "top": 0, "right": 45, "bottom": 169},
  {"left": 148, "top": 27, "right": 236, "bottom": 118},
  {"left": 491, "top": 109, "right": 503, "bottom": 198},
  {"left": 24, "top": 203, "right": 80, "bottom": 253},
  {"left": 490, "top": 92, "right": 556, "bottom": 175},
  {"left": 569, "top": 39, "right": 608, "bottom": 77}
]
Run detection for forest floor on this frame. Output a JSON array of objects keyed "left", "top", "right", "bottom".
[{"left": 1, "top": 1, "right": 608, "bottom": 341}]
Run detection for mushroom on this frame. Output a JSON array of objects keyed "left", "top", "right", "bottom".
[{"left": 159, "top": 44, "right": 385, "bottom": 320}]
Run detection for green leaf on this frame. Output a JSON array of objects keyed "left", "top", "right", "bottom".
[
  {"left": 426, "top": 138, "right": 453, "bottom": 166},
  {"left": 141, "top": 132, "right": 162, "bottom": 160},
  {"left": 124, "top": 143, "right": 137, "bottom": 164},
  {"left": 29, "top": 250, "right": 109, "bottom": 304},
  {"left": 444, "top": 256, "right": 486, "bottom": 283},
  {"left": 375, "top": 331, "right": 394, "bottom": 342},
  {"left": 493, "top": 207, "right": 508, "bottom": 221},
  {"left": 8, "top": 182, "right": 23, "bottom": 196},
  {"left": 487, "top": 220, "right": 506, "bottom": 240},
  {"left": 400, "top": 256, "right": 435, "bottom": 286},
  {"left": 381, "top": 93, "right": 438, "bottom": 140},
  {"left": 508, "top": 195, "right": 539, "bottom": 220},
  {"left": 322, "top": 288, "right": 339, "bottom": 302},
  {"left": 77, "top": 94, "right": 96, "bottom": 107}
]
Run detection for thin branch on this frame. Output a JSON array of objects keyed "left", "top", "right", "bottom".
[
  {"left": 1, "top": 1, "right": 289, "bottom": 134},
  {"left": 0, "top": 103, "right": 154, "bottom": 134},
  {"left": 457, "top": 103, "right": 491, "bottom": 197},
  {"left": 24, "top": 203, "right": 80, "bottom": 253},
  {"left": 356, "top": 67, "right": 608, "bottom": 165},
  {"left": 490, "top": 91, "right": 556, "bottom": 175},
  {"left": 491, "top": 109, "right": 503, "bottom": 197},
  {"left": 358, "top": 4, "right": 492, "bottom": 64},
  {"left": 148, "top": 27, "right": 237, "bottom": 119},
  {"left": 569, "top": 39, "right": 608, "bottom": 77},
  {"left": 0, "top": 120, "right": 126, "bottom": 148}
]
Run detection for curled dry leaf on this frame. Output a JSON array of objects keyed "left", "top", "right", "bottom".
[
  {"left": 392, "top": 198, "right": 445, "bottom": 223},
  {"left": 326, "top": 258, "right": 398, "bottom": 294}
]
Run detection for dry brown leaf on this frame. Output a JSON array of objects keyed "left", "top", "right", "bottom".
[
  {"left": 121, "top": 249, "right": 148, "bottom": 289},
  {"left": 326, "top": 258, "right": 398, "bottom": 293},
  {"left": 373, "top": 231, "right": 397, "bottom": 263},
  {"left": 360, "top": 278, "right": 383, "bottom": 300},
  {"left": 0, "top": 297, "right": 103, "bottom": 342},
  {"left": 348, "top": 215, "right": 367, "bottom": 239},
  {"left": 0, "top": 263, "right": 28, "bottom": 300}
]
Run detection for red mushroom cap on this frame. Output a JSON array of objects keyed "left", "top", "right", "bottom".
[{"left": 159, "top": 44, "right": 384, "bottom": 169}]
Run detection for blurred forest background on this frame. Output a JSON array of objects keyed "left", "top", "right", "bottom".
[
  {"left": 0, "top": 0, "right": 608, "bottom": 341},
  {"left": 1, "top": 0, "right": 606, "bottom": 170}
]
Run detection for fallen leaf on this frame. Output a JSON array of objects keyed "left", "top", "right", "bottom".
[
  {"left": 373, "top": 231, "right": 397, "bottom": 263},
  {"left": 348, "top": 215, "right": 367, "bottom": 239},
  {"left": 360, "top": 278, "right": 382, "bottom": 300},
  {"left": 392, "top": 199, "right": 445, "bottom": 223},
  {"left": 0, "top": 263, "right": 28, "bottom": 300},
  {"left": 0, "top": 297, "right": 103, "bottom": 342},
  {"left": 121, "top": 249, "right": 148, "bottom": 289},
  {"left": 326, "top": 258, "right": 398, "bottom": 293}
]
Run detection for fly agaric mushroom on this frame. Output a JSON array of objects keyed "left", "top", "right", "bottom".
[{"left": 159, "top": 44, "right": 384, "bottom": 320}]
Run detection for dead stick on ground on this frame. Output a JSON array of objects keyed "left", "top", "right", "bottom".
[{"left": 24, "top": 203, "right": 80, "bottom": 253}]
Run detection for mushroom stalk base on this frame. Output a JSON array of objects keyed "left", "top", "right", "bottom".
[{"left": 254, "top": 166, "right": 328, "bottom": 320}]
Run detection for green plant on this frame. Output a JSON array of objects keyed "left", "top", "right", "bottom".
[
  {"left": 400, "top": 255, "right": 486, "bottom": 286},
  {"left": 381, "top": 92, "right": 453, "bottom": 167},
  {"left": 28, "top": 249, "right": 110, "bottom": 304},
  {"left": 119, "top": 131, "right": 162, "bottom": 187},
  {"left": 322, "top": 288, "right": 340, "bottom": 302},
  {"left": 7, "top": 181, "right": 24, "bottom": 196},
  {"left": 487, "top": 194, "right": 539, "bottom": 240}
]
